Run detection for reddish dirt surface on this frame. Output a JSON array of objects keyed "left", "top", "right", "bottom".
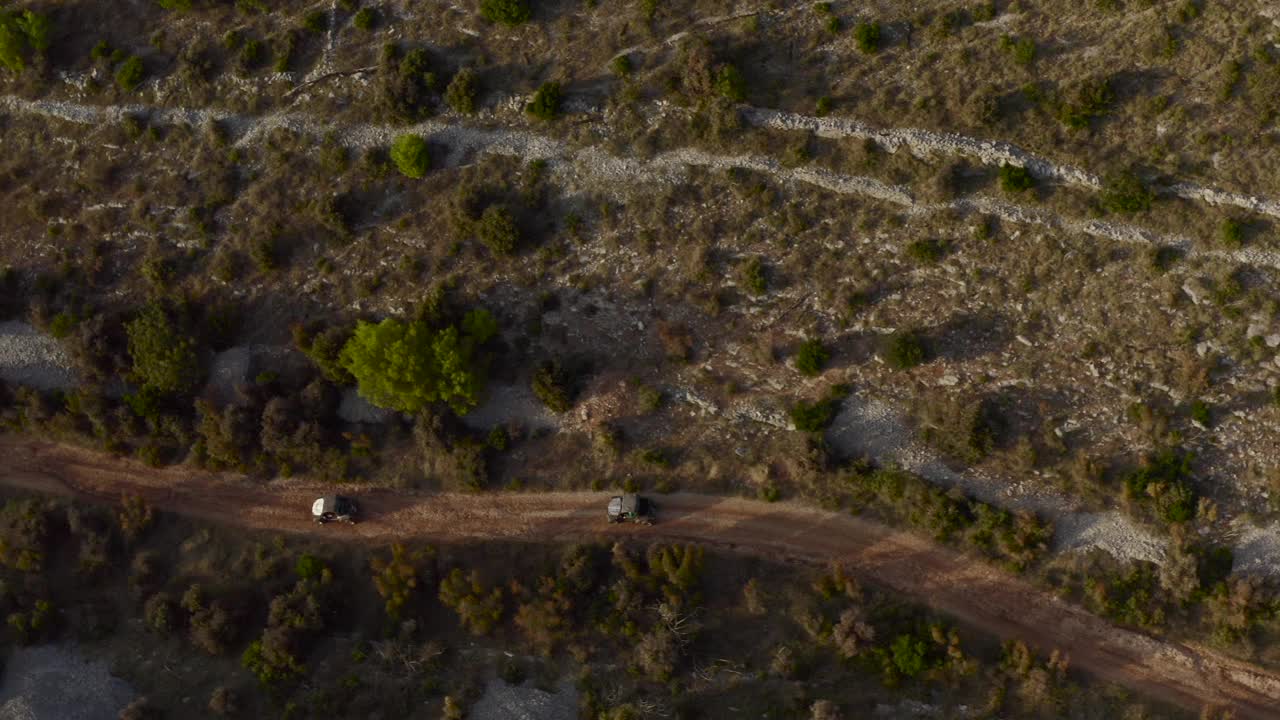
[{"left": 3, "top": 436, "right": 1280, "bottom": 717}]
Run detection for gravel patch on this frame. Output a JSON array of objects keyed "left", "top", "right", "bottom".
[
  {"left": 1228, "top": 521, "right": 1280, "bottom": 578},
  {"left": 0, "top": 645, "right": 134, "bottom": 720},
  {"left": 0, "top": 322, "right": 77, "bottom": 391},
  {"left": 463, "top": 384, "right": 560, "bottom": 432},
  {"left": 468, "top": 679, "right": 577, "bottom": 720},
  {"left": 338, "top": 388, "right": 394, "bottom": 424}
]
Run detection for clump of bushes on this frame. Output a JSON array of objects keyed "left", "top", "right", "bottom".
[
  {"left": 1121, "top": 448, "right": 1197, "bottom": 524},
  {"left": 526, "top": 81, "right": 563, "bottom": 120},
  {"left": 390, "top": 134, "right": 430, "bottom": 178},
  {"left": 883, "top": 330, "right": 927, "bottom": 369}
]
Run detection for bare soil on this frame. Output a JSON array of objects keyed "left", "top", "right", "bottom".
[{"left": 2, "top": 436, "right": 1278, "bottom": 719}]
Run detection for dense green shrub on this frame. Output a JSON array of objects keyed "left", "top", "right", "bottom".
[
  {"left": 526, "top": 81, "right": 563, "bottom": 120},
  {"left": 794, "top": 338, "right": 829, "bottom": 377},
  {"left": 883, "top": 331, "right": 927, "bottom": 370},
  {"left": 480, "top": 0, "right": 532, "bottom": 25},
  {"left": 714, "top": 64, "right": 747, "bottom": 102},
  {"left": 445, "top": 68, "right": 478, "bottom": 113},
  {"left": 998, "top": 163, "right": 1034, "bottom": 193},
  {"left": 353, "top": 7, "right": 376, "bottom": 29},
  {"left": 390, "top": 134, "right": 430, "bottom": 178},
  {"left": 115, "top": 56, "right": 146, "bottom": 91},
  {"left": 126, "top": 304, "right": 200, "bottom": 394},
  {"left": 477, "top": 205, "right": 519, "bottom": 255},
  {"left": 610, "top": 54, "right": 632, "bottom": 77},
  {"left": 339, "top": 310, "right": 497, "bottom": 414},
  {"left": 854, "top": 22, "right": 881, "bottom": 53},
  {"left": 1100, "top": 169, "right": 1154, "bottom": 213}
]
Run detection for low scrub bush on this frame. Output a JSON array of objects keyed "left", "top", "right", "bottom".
[
  {"left": 854, "top": 21, "right": 881, "bottom": 53},
  {"left": 794, "top": 338, "right": 829, "bottom": 377},
  {"left": 1057, "top": 77, "right": 1115, "bottom": 130},
  {"left": 480, "top": 0, "right": 531, "bottom": 25},
  {"left": 445, "top": 68, "right": 477, "bottom": 113},
  {"left": 526, "top": 81, "right": 563, "bottom": 120},
  {"left": 883, "top": 331, "right": 927, "bottom": 369},
  {"left": 477, "top": 205, "right": 519, "bottom": 255},
  {"left": 1099, "top": 169, "right": 1154, "bottom": 213},
  {"left": 998, "top": 163, "right": 1034, "bottom": 193},
  {"left": 790, "top": 384, "right": 850, "bottom": 433}
]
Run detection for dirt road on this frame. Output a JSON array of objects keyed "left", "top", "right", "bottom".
[{"left": 3, "top": 437, "right": 1278, "bottom": 717}]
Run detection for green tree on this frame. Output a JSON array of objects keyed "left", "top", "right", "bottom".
[
  {"left": 15, "top": 11, "right": 50, "bottom": 52},
  {"left": 0, "top": 10, "right": 48, "bottom": 72},
  {"left": 339, "top": 310, "right": 497, "bottom": 414},
  {"left": 390, "top": 134, "right": 430, "bottom": 178},
  {"left": 126, "top": 304, "right": 200, "bottom": 394}
]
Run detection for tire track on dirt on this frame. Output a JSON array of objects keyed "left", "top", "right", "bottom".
[{"left": 1, "top": 436, "right": 1279, "bottom": 718}]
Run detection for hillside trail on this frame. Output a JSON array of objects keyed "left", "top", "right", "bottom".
[
  {"left": 3, "top": 436, "right": 1280, "bottom": 718},
  {"left": 4, "top": 93, "right": 1279, "bottom": 273}
]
